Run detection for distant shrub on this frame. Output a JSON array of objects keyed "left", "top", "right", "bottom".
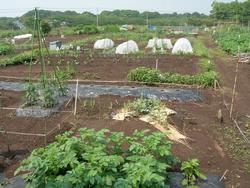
[
  {"left": 103, "top": 25, "right": 120, "bottom": 33},
  {"left": 74, "top": 25, "right": 99, "bottom": 35}
]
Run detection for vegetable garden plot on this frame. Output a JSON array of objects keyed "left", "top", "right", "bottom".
[
  {"left": 0, "top": 93, "right": 72, "bottom": 179},
  {"left": 0, "top": 90, "right": 238, "bottom": 188},
  {"left": 0, "top": 55, "right": 201, "bottom": 81}
]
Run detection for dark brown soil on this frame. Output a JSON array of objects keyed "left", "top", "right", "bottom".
[
  {"left": 0, "top": 89, "right": 249, "bottom": 187},
  {"left": 0, "top": 33, "right": 250, "bottom": 188},
  {"left": 0, "top": 55, "right": 200, "bottom": 80}
]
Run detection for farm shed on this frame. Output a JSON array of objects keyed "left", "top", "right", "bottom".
[
  {"left": 172, "top": 38, "right": 193, "bottom": 54},
  {"left": 49, "top": 41, "right": 62, "bottom": 50},
  {"left": 115, "top": 40, "right": 139, "bottom": 54}
]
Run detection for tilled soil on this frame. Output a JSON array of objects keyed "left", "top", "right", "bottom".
[
  {"left": 0, "top": 89, "right": 248, "bottom": 187},
  {"left": 0, "top": 55, "right": 200, "bottom": 80}
]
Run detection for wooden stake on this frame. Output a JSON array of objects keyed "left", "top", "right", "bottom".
[
  {"left": 44, "top": 119, "right": 47, "bottom": 146},
  {"left": 214, "top": 80, "right": 217, "bottom": 90},
  {"left": 155, "top": 59, "right": 159, "bottom": 70},
  {"left": 220, "top": 169, "right": 229, "bottom": 181},
  {"left": 0, "top": 131, "right": 45, "bottom": 137},
  {"left": 5, "top": 130, "right": 11, "bottom": 153},
  {"left": 74, "top": 79, "right": 79, "bottom": 116},
  {"left": 230, "top": 46, "right": 240, "bottom": 118}
]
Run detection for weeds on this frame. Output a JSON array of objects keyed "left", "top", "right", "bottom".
[
  {"left": 81, "top": 72, "right": 99, "bottom": 80},
  {"left": 53, "top": 62, "right": 76, "bottom": 80},
  {"left": 124, "top": 98, "right": 163, "bottom": 115},
  {"left": 192, "top": 38, "right": 210, "bottom": 58},
  {"left": 82, "top": 98, "right": 97, "bottom": 116}
]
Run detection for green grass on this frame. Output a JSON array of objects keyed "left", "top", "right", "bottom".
[
  {"left": 0, "top": 51, "right": 36, "bottom": 66},
  {"left": 0, "top": 43, "right": 13, "bottom": 55},
  {"left": 192, "top": 38, "right": 210, "bottom": 58}
]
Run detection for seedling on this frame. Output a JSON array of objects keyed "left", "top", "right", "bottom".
[{"left": 181, "top": 159, "right": 207, "bottom": 188}]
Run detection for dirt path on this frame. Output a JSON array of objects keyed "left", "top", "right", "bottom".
[
  {"left": 202, "top": 34, "right": 250, "bottom": 116},
  {"left": 200, "top": 34, "right": 250, "bottom": 188}
]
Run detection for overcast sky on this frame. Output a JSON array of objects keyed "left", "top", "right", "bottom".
[{"left": 0, "top": 0, "right": 236, "bottom": 17}]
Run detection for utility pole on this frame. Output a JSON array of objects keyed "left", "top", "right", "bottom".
[
  {"left": 96, "top": 8, "right": 99, "bottom": 27},
  {"left": 146, "top": 12, "right": 149, "bottom": 28}
]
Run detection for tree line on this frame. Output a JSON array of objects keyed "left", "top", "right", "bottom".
[
  {"left": 0, "top": 0, "right": 249, "bottom": 30},
  {"left": 211, "top": 0, "right": 250, "bottom": 24}
]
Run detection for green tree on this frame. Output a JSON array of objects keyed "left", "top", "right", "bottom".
[{"left": 41, "top": 21, "right": 51, "bottom": 35}]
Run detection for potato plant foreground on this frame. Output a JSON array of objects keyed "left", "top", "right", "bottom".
[{"left": 15, "top": 128, "right": 205, "bottom": 188}]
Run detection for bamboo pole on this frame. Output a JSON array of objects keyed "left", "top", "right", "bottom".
[
  {"left": 219, "top": 169, "right": 229, "bottom": 182},
  {"left": 230, "top": 45, "right": 240, "bottom": 118},
  {"left": 215, "top": 76, "right": 250, "bottom": 144},
  {"left": 155, "top": 59, "right": 159, "bottom": 70},
  {"left": 46, "top": 124, "right": 60, "bottom": 136},
  {"left": 74, "top": 79, "right": 79, "bottom": 116},
  {"left": 44, "top": 119, "right": 47, "bottom": 145},
  {"left": 0, "top": 131, "right": 45, "bottom": 137},
  {"left": 0, "top": 107, "right": 72, "bottom": 113}
]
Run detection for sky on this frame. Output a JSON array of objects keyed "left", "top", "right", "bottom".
[{"left": 0, "top": 0, "right": 236, "bottom": 17}]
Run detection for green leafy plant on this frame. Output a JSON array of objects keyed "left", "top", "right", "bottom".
[
  {"left": 124, "top": 98, "right": 170, "bottom": 127},
  {"left": 212, "top": 26, "right": 250, "bottom": 55},
  {"left": 0, "top": 43, "right": 13, "bottom": 55},
  {"left": 83, "top": 50, "right": 94, "bottom": 64},
  {"left": 16, "top": 128, "right": 177, "bottom": 188},
  {"left": 25, "top": 82, "right": 38, "bottom": 106},
  {"left": 124, "top": 98, "right": 163, "bottom": 115},
  {"left": 40, "top": 83, "right": 57, "bottom": 108},
  {"left": 53, "top": 62, "right": 76, "bottom": 80},
  {"left": 37, "top": 75, "right": 58, "bottom": 108},
  {"left": 128, "top": 62, "right": 218, "bottom": 87},
  {"left": 128, "top": 67, "right": 162, "bottom": 84},
  {"left": 181, "top": 159, "right": 207, "bottom": 188}
]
